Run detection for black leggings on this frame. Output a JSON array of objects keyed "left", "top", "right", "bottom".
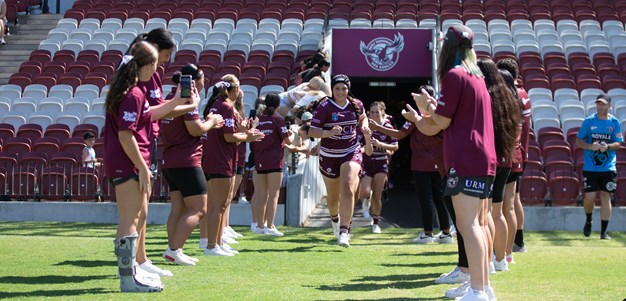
[
  {"left": 443, "top": 175, "right": 469, "bottom": 269},
  {"left": 412, "top": 171, "right": 451, "bottom": 232}
]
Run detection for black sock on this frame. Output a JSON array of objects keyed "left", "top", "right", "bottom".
[
  {"left": 514, "top": 230, "right": 524, "bottom": 247},
  {"left": 170, "top": 248, "right": 177, "bottom": 251},
  {"left": 330, "top": 214, "right": 339, "bottom": 223},
  {"left": 372, "top": 215, "right": 380, "bottom": 225},
  {"left": 586, "top": 213, "right": 592, "bottom": 223},
  {"left": 339, "top": 225, "right": 349, "bottom": 234},
  {"left": 601, "top": 220, "right": 609, "bottom": 234}
]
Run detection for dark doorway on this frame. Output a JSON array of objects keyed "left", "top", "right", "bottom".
[{"left": 350, "top": 77, "right": 432, "bottom": 188}]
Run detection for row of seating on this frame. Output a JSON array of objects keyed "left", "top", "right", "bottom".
[{"left": 520, "top": 126, "right": 626, "bottom": 205}]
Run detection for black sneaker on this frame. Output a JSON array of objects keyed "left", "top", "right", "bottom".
[
  {"left": 583, "top": 222, "right": 591, "bottom": 237},
  {"left": 601, "top": 232, "right": 611, "bottom": 240}
]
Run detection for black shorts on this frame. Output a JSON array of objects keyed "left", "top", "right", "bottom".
[
  {"left": 204, "top": 173, "right": 232, "bottom": 181},
  {"left": 444, "top": 169, "right": 495, "bottom": 199},
  {"left": 235, "top": 167, "right": 244, "bottom": 175},
  {"left": 256, "top": 168, "right": 282, "bottom": 174},
  {"left": 583, "top": 171, "right": 617, "bottom": 193},
  {"left": 490, "top": 167, "right": 511, "bottom": 203},
  {"left": 506, "top": 171, "right": 522, "bottom": 184},
  {"left": 110, "top": 173, "right": 139, "bottom": 187},
  {"left": 163, "top": 167, "right": 208, "bottom": 197}
]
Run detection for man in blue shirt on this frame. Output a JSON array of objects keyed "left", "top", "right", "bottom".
[{"left": 576, "top": 93, "right": 623, "bottom": 240}]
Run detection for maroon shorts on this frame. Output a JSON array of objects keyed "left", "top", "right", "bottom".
[
  {"left": 319, "top": 149, "right": 362, "bottom": 179},
  {"left": 361, "top": 158, "right": 388, "bottom": 178}
]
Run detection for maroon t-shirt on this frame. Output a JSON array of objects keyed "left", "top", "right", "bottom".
[
  {"left": 138, "top": 72, "right": 164, "bottom": 138},
  {"left": 400, "top": 121, "right": 444, "bottom": 174},
  {"left": 160, "top": 90, "right": 202, "bottom": 168},
  {"left": 253, "top": 113, "right": 289, "bottom": 170},
  {"left": 104, "top": 86, "right": 153, "bottom": 178},
  {"left": 435, "top": 67, "right": 497, "bottom": 177},
  {"left": 517, "top": 87, "right": 531, "bottom": 164},
  {"left": 202, "top": 97, "right": 237, "bottom": 176},
  {"left": 364, "top": 120, "right": 397, "bottom": 162},
  {"left": 310, "top": 98, "right": 366, "bottom": 158}
]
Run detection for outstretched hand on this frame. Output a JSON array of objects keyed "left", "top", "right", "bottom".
[{"left": 401, "top": 104, "right": 421, "bottom": 124}]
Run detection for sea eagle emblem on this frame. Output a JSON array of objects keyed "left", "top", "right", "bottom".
[{"left": 359, "top": 33, "right": 405, "bottom": 71}]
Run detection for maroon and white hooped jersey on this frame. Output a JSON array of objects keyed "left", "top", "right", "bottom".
[
  {"left": 365, "top": 120, "right": 397, "bottom": 162},
  {"left": 310, "top": 98, "right": 366, "bottom": 158}
]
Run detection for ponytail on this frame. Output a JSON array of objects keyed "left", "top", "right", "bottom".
[
  {"left": 106, "top": 42, "right": 158, "bottom": 114},
  {"left": 202, "top": 74, "right": 239, "bottom": 117}
]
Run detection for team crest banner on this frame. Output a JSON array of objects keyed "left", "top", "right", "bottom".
[{"left": 331, "top": 29, "right": 433, "bottom": 78}]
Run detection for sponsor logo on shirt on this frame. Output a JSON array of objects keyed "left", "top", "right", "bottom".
[
  {"left": 617, "top": 132, "right": 623, "bottom": 139},
  {"left": 123, "top": 111, "right": 137, "bottom": 122},
  {"left": 402, "top": 122, "right": 411, "bottom": 129},
  {"left": 591, "top": 133, "right": 611, "bottom": 141},
  {"left": 608, "top": 126, "right": 614, "bottom": 133},
  {"left": 281, "top": 127, "right": 288, "bottom": 134},
  {"left": 591, "top": 126, "right": 598, "bottom": 130},
  {"left": 150, "top": 89, "right": 161, "bottom": 100},
  {"left": 331, "top": 112, "right": 339, "bottom": 121},
  {"left": 447, "top": 176, "right": 458, "bottom": 188},
  {"left": 437, "top": 100, "right": 446, "bottom": 106}
]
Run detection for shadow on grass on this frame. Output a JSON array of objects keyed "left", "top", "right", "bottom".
[
  {"left": 381, "top": 262, "right": 453, "bottom": 268},
  {"left": 0, "top": 222, "right": 115, "bottom": 237},
  {"left": 314, "top": 273, "right": 440, "bottom": 292},
  {"left": 0, "top": 288, "right": 112, "bottom": 299},
  {"left": 389, "top": 251, "right": 457, "bottom": 257},
  {"left": 318, "top": 297, "right": 450, "bottom": 301},
  {"left": 54, "top": 260, "right": 116, "bottom": 267},
  {"left": 240, "top": 245, "right": 342, "bottom": 253},
  {"left": 0, "top": 275, "right": 113, "bottom": 284}
]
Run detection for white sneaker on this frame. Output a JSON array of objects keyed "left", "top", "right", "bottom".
[
  {"left": 226, "top": 226, "right": 243, "bottom": 238},
  {"left": 485, "top": 285, "right": 497, "bottom": 301},
  {"left": 434, "top": 266, "right": 470, "bottom": 284},
  {"left": 223, "top": 229, "right": 238, "bottom": 240},
  {"left": 506, "top": 254, "right": 515, "bottom": 264},
  {"left": 445, "top": 279, "right": 470, "bottom": 298},
  {"left": 450, "top": 225, "right": 457, "bottom": 237},
  {"left": 135, "top": 263, "right": 161, "bottom": 281},
  {"left": 489, "top": 261, "right": 496, "bottom": 274},
  {"left": 338, "top": 232, "right": 350, "bottom": 247},
  {"left": 253, "top": 226, "right": 266, "bottom": 235},
  {"left": 372, "top": 224, "right": 382, "bottom": 234},
  {"left": 238, "top": 196, "right": 249, "bottom": 204},
  {"left": 162, "top": 248, "right": 195, "bottom": 266},
  {"left": 182, "top": 252, "right": 199, "bottom": 263},
  {"left": 493, "top": 258, "right": 508, "bottom": 271},
  {"left": 455, "top": 289, "right": 489, "bottom": 301},
  {"left": 435, "top": 232, "right": 454, "bottom": 244},
  {"left": 362, "top": 198, "right": 371, "bottom": 218},
  {"left": 138, "top": 261, "right": 173, "bottom": 277},
  {"left": 250, "top": 222, "right": 258, "bottom": 232},
  {"left": 221, "top": 243, "right": 239, "bottom": 254},
  {"left": 264, "top": 226, "right": 285, "bottom": 237},
  {"left": 222, "top": 235, "right": 238, "bottom": 244},
  {"left": 204, "top": 246, "right": 234, "bottom": 256},
  {"left": 412, "top": 232, "right": 434, "bottom": 244},
  {"left": 331, "top": 221, "right": 340, "bottom": 238}
]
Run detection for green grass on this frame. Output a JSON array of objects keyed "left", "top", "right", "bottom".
[{"left": 0, "top": 222, "right": 625, "bottom": 300}]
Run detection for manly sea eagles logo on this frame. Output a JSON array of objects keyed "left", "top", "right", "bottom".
[{"left": 359, "top": 33, "right": 405, "bottom": 71}]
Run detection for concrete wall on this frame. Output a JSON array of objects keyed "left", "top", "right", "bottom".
[
  {"left": 285, "top": 154, "right": 326, "bottom": 226},
  {"left": 523, "top": 206, "right": 626, "bottom": 232},
  {"left": 0, "top": 202, "right": 284, "bottom": 226}
]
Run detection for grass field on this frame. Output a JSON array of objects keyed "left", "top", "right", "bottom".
[{"left": 0, "top": 222, "right": 624, "bottom": 300}]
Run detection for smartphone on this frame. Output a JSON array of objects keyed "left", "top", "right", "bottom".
[
  {"left": 248, "top": 109, "right": 256, "bottom": 118},
  {"left": 180, "top": 75, "right": 192, "bottom": 98}
]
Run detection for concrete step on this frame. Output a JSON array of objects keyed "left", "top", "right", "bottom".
[
  {"left": 2, "top": 39, "right": 42, "bottom": 45},
  {"left": 0, "top": 50, "right": 32, "bottom": 57},
  {"left": 13, "top": 24, "right": 56, "bottom": 31},
  {"left": 0, "top": 44, "right": 39, "bottom": 51},
  {"left": 0, "top": 61, "right": 22, "bottom": 67}
]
